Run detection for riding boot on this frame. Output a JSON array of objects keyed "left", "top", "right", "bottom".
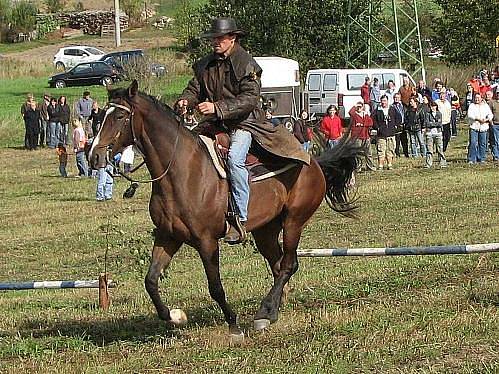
[{"left": 224, "top": 216, "right": 247, "bottom": 245}]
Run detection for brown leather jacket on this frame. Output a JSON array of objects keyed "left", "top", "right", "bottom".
[{"left": 179, "top": 43, "right": 310, "bottom": 165}]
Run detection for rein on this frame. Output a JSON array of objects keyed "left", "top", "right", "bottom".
[{"left": 105, "top": 102, "right": 181, "bottom": 184}]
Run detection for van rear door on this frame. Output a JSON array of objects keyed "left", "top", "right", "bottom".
[
  {"left": 322, "top": 73, "right": 338, "bottom": 114},
  {"left": 306, "top": 73, "right": 322, "bottom": 115}
]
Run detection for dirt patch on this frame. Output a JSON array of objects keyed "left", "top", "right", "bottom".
[{"left": 4, "top": 35, "right": 176, "bottom": 65}]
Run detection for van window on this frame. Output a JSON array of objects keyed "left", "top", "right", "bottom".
[
  {"left": 308, "top": 74, "right": 321, "bottom": 91},
  {"left": 323, "top": 74, "right": 337, "bottom": 91},
  {"left": 382, "top": 73, "right": 395, "bottom": 89},
  {"left": 347, "top": 74, "right": 367, "bottom": 90}
]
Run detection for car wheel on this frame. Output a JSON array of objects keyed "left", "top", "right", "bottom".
[
  {"left": 55, "top": 62, "right": 65, "bottom": 71},
  {"left": 55, "top": 80, "right": 66, "bottom": 89},
  {"left": 101, "top": 76, "right": 113, "bottom": 86}
]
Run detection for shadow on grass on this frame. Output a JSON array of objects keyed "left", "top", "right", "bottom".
[
  {"left": 468, "top": 292, "right": 499, "bottom": 307},
  {"left": 17, "top": 301, "right": 264, "bottom": 345},
  {"left": 19, "top": 315, "right": 180, "bottom": 345}
]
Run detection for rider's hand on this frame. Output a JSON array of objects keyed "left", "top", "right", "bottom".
[
  {"left": 176, "top": 99, "right": 188, "bottom": 114},
  {"left": 198, "top": 102, "right": 215, "bottom": 115}
]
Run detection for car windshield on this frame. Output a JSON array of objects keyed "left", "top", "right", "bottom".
[
  {"left": 84, "top": 47, "right": 104, "bottom": 55},
  {"left": 72, "top": 64, "right": 92, "bottom": 74}
]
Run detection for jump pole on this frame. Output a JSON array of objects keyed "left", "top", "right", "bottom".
[
  {"left": 0, "top": 276, "right": 116, "bottom": 310},
  {"left": 297, "top": 243, "right": 499, "bottom": 257}
]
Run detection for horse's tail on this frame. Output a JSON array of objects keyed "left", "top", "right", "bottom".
[{"left": 315, "top": 134, "right": 365, "bottom": 217}]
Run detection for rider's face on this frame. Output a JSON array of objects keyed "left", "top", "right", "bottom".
[{"left": 211, "top": 34, "right": 236, "bottom": 56}]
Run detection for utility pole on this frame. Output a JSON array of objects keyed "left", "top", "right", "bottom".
[
  {"left": 114, "top": 0, "right": 121, "bottom": 47},
  {"left": 346, "top": 0, "right": 426, "bottom": 83}
]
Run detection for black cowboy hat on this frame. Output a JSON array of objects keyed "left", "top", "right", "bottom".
[{"left": 200, "top": 17, "right": 245, "bottom": 39}]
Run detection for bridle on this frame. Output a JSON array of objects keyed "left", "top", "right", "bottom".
[{"left": 104, "top": 101, "right": 181, "bottom": 184}]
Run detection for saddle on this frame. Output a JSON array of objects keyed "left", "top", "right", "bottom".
[{"left": 199, "top": 132, "right": 296, "bottom": 182}]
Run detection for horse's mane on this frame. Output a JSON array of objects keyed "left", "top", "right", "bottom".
[
  {"left": 108, "top": 86, "right": 180, "bottom": 122},
  {"left": 107, "top": 86, "right": 204, "bottom": 145}
]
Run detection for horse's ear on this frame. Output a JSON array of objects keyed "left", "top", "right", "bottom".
[{"left": 128, "top": 80, "right": 138, "bottom": 98}]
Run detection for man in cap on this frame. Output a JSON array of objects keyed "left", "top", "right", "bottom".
[
  {"left": 76, "top": 90, "right": 94, "bottom": 138},
  {"left": 176, "top": 17, "right": 309, "bottom": 244}
]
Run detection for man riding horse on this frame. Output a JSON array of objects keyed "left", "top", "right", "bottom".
[{"left": 176, "top": 17, "right": 310, "bottom": 244}]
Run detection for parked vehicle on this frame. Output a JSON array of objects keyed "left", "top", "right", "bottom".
[
  {"left": 254, "top": 56, "right": 300, "bottom": 131},
  {"left": 53, "top": 46, "right": 106, "bottom": 70},
  {"left": 304, "top": 68, "right": 415, "bottom": 119},
  {"left": 98, "top": 49, "right": 167, "bottom": 78},
  {"left": 48, "top": 61, "right": 120, "bottom": 88}
]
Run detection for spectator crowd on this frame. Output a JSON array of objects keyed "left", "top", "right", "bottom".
[
  {"left": 19, "top": 89, "right": 133, "bottom": 201},
  {"left": 306, "top": 66, "right": 499, "bottom": 169}
]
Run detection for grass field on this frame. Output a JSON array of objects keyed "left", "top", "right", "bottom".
[{"left": 0, "top": 66, "right": 498, "bottom": 371}]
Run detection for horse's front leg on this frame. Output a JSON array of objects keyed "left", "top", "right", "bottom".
[
  {"left": 253, "top": 223, "right": 302, "bottom": 331},
  {"left": 199, "top": 239, "right": 243, "bottom": 342},
  {"left": 145, "top": 235, "right": 182, "bottom": 324}
]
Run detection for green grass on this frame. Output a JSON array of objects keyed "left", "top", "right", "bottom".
[{"left": 0, "top": 66, "right": 498, "bottom": 372}]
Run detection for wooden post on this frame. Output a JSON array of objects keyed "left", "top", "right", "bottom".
[{"left": 99, "top": 273, "right": 110, "bottom": 310}]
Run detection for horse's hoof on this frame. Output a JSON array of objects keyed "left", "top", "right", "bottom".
[
  {"left": 229, "top": 331, "right": 245, "bottom": 345},
  {"left": 254, "top": 318, "right": 271, "bottom": 331},
  {"left": 169, "top": 308, "right": 188, "bottom": 326}
]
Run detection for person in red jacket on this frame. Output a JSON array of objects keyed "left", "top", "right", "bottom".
[
  {"left": 349, "top": 101, "right": 375, "bottom": 171},
  {"left": 360, "top": 77, "right": 371, "bottom": 108},
  {"left": 320, "top": 105, "right": 343, "bottom": 149}
]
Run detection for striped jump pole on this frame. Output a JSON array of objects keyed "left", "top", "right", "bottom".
[
  {"left": 297, "top": 243, "right": 499, "bottom": 257},
  {"left": 0, "top": 274, "right": 115, "bottom": 310}
]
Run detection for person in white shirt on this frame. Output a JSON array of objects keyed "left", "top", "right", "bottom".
[
  {"left": 384, "top": 80, "right": 396, "bottom": 105},
  {"left": 467, "top": 93, "right": 493, "bottom": 164},
  {"left": 435, "top": 89, "right": 452, "bottom": 152}
]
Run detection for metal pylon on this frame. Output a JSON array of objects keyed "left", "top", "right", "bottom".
[{"left": 346, "top": 0, "right": 426, "bottom": 83}]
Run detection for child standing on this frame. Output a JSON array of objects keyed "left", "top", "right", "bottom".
[{"left": 56, "top": 143, "right": 68, "bottom": 177}]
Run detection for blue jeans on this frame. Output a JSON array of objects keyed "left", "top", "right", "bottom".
[
  {"left": 468, "top": 129, "right": 488, "bottom": 163},
  {"left": 96, "top": 165, "right": 114, "bottom": 200},
  {"left": 59, "top": 123, "right": 68, "bottom": 145},
  {"left": 47, "top": 121, "right": 58, "bottom": 148},
  {"left": 327, "top": 139, "right": 340, "bottom": 149},
  {"left": 303, "top": 141, "right": 310, "bottom": 152},
  {"left": 409, "top": 131, "right": 426, "bottom": 157},
  {"left": 59, "top": 163, "right": 67, "bottom": 177},
  {"left": 228, "top": 129, "right": 251, "bottom": 222},
  {"left": 491, "top": 124, "right": 499, "bottom": 160},
  {"left": 75, "top": 151, "right": 88, "bottom": 177}
]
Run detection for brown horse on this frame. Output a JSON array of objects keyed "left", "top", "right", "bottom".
[{"left": 90, "top": 80, "right": 361, "bottom": 339}]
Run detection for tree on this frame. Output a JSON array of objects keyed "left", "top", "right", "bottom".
[
  {"left": 10, "top": 0, "right": 38, "bottom": 33},
  {"left": 122, "top": 0, "right": 144, "bottom": 25},
  {"left": 176, "top": 0, "right": 370, "bottom": 75},
  {"left": 0, "top": 0, "right": 12, "bottom": 42},
  {"left": 44, "top": 0, "right": 66, "bottom": 13},
  {"left": 435, "top": 0, "right": 498, "bottom": 65}
]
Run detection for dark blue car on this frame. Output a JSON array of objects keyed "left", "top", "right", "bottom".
[{"left": 49, "top": 61, "right": 120, "bottom": 88}]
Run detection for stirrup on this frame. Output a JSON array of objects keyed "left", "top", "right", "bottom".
[{"left": 224, "top": 214, "right": 247, "bottom": 244}]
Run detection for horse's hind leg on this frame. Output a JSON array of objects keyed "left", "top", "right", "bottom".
[
  {"left": 145, "top": 236, "right": 181, "bottom": 323},
  {"left": 252, "top": 218, "right": 290, "bottom": 305},
  {"left": 253, "top": 221, "right": 303, "bottom": 331},
  {"left": 198, "top": 239, "right": 242, "bottom": 340}
]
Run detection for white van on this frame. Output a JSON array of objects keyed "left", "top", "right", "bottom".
[
  {"left": 254, "top": 56, "right": 300, "bottom": 126},
  {"left": 305, "top": 68, "right": 416, "bottom": 119}
]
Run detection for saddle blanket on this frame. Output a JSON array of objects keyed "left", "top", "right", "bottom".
[{"left": 199, "top": 135, "right": 296, "bottom": 182}]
